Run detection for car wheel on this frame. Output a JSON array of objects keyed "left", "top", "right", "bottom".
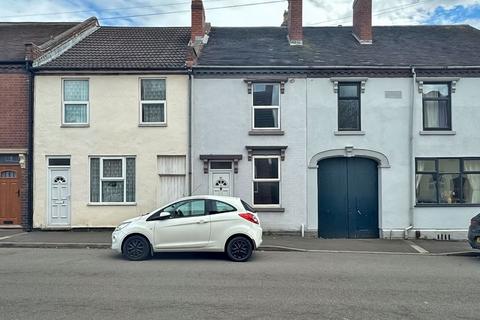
[
  {"left": 226, "top": 236, "right": 253, "bottom": 262},
  {"left": 122, "top": 235, "right": 151, "bottom": 261}
]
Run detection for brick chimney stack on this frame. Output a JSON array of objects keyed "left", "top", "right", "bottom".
[
  {"left": 191, "top": 0, "right": 206, "bottom": 45},
  {"left": 352, "top": 0, "right": 372, "bottom": 44},
  {"left": 287, "top": 0, "right": 303, "bottom": 46}
]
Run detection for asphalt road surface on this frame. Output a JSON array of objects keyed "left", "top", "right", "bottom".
[{"left": 0, "top": 248, "right": 479, "bottom": 320}]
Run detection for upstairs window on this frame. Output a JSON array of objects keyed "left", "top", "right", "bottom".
[
  {"left": 140, "top": 79, "right": 166, "bottom": 125},
  {"left": 338, "top": 82, "right": 361, "bottom": 131},
  {"left": 63, "top": 79, "right": 89, "bottom": 125},
  {"left": 252, "top": 84, "right": 280, "bottom": 129},
  {"left": 422, "top": 83, "right": 451, "bottom": 130}
]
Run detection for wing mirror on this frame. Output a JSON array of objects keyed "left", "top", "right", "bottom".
[{"left": 158, "top": 211, "right": 171, "bottom": 220}]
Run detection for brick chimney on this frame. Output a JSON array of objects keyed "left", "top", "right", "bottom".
[
  {"left": 287, "top": 0, "right": 303, "bottom": 46},
  {"left": 191, "top": 0, "right": 206, "bottom": 45},
  {"left": 352, "top": 0, "right": 372, "bottom": 44}
]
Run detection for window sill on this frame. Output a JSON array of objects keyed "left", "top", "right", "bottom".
[
  {"left": 249, "top": 129, "right": 284, "bottom": 136},
  {"left": 88, "top": 202, "right": 137, "bottom": 206},
  {"left": 61, "top": 124, "right": 90, "bottom": 128},
  {"left": 419, "top": 130, "right": 456, "bottom": 135},
  {"left": 254, "top": 207, "right": 285, "bottom": 212},
  {"left": 334, "top": 131, "right": 365, "bottom": 136},
  {"left": 415, "top": 203, "right": 480, "bottom": 207},
  {"left": 139, "top": 123, "right": 167, "bottom": 127}
]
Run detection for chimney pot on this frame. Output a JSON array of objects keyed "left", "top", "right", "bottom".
[
  {"left": 287, "top": 0, "right": 303, "bottom": 46},
  {"left": 352, "top": 0, "right": 372, "bottom": 44}
]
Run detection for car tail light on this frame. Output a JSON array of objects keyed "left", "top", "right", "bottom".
[{"left": 239, "top": 213, "right": 259, "bottom": 224}]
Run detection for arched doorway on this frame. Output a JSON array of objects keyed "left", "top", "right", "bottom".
[{"left": 317, "top": 157, "right": 379, "bottom": 238}]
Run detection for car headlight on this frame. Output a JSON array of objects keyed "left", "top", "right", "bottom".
[{"left": 115, "top": 221, "right": 131, "bottom": 231}]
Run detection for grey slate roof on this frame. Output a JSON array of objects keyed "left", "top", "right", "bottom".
[
  {"left": 197, "top": 25, "right": 480, "bottom": 67},
  {"left": 0, "top": 22, "right": 77, "bottom": 61},
  {"left": 40, "top": 26, "right": 191, "bottom": 70}
]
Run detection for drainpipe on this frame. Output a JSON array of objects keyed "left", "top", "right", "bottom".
[
  {"left": 406, "top": 66, "right": 417, "bottom": 239},
  {"left": 26, "top": 61, "right": 34, "bottom": 232},
  {"left": 188, "top": 70, "right": 193, "bottom": 196}
]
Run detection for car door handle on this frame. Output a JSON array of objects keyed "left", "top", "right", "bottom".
[{"left": 196, "top": 219, "right": 207, "bottom": 224}]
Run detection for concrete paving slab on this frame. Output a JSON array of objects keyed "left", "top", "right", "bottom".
[
  {"left": 411, "top": 239, "right": 475, "bottom": 254},
  {"left": 0, "top": 231, "right": 111, "bottom": 244},
  {"left": 262, "top": 236, "right": 418, "bottom": 253},
  {"left": 0, "top": 229, "right": 24, "bottom": 238}
]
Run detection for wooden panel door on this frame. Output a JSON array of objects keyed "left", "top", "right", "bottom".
[
  {"left": 318, "top": 157, "right": 379, "bottom": 238},
  {"left": 0, "top": 165, "right": 21, "bottom": 225}
]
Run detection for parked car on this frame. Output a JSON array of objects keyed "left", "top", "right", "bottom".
[
  {"left": 112, "top": 195, "right": 262, "bottom": 262},
  {"left": 468, "top": 213, "right": 480, "bottom": 249}
]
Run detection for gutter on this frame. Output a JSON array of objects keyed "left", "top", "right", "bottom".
[
  {"left": 25, "top": 61, "right": 34, "bottom": 232},
  {"left": 0, "top": 60, "right": 26, "bottom": 65},
  {"left": 193, "top": 65, "right": 480, "bottom": 70}
]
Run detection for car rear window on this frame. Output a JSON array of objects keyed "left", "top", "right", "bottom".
[{"left": 241, "top": 200, "right": 256, "bottom": 213}]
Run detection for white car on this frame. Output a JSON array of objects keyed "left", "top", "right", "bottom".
[{"left": 112, "top": 195, "right": 262, "bottom": 262}]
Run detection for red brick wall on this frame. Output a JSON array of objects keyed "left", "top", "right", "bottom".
[
  {"left": 353, "top": 0, "right": 372, "bottom": 43},
  {"left": 0, "top": 67, "right": 30, "bottom": 228},
  {"left": 0, "top": 70, "right": 29, "bottom": 149},
  {"left": 191, "top": 0, "right": 205, "bottom": 42}
]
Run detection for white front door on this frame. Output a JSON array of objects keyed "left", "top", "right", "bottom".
[
  {"left": 210, "top": 171, "right": 233, "bottom": 197},
  {"left": 48, "top": 168, "right": 71, "bottom": 226}
]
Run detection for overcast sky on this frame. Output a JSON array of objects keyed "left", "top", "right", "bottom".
[{"left": 0, "top": 0, "right": 479, "bottom": 29}]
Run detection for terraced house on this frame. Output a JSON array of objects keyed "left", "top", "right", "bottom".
[
  {"left": 0, "top": 21, "right": 81, "bottom": 229},
  {"left": 31, "top": 9, "right": 209, "bottom": 228},
  {"left": 192, "top": 0, "right": 480, "bottom": 239}
]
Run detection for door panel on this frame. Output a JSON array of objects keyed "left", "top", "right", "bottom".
[
  {"left": 347, "top": 158, "right": 379, "bottom": 238},
  {"left": 152, "top": 199, "right": 210, "bottom": 249},
  {"left": 318, "top": 158, "right": 348, "bottom": 238},
  {"left": 318, "top": 157, "right": 378, "bottom": 239},
  {"left": 0, "top": 166, "right": 21, "bottom": 225}
]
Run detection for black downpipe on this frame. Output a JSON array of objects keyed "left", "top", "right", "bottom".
[
  {"left": 187, "top": 70, "right": 192, "bottom": 196},
  {"left": 25, "top": 61, "right": 34, "bottom": 231}
]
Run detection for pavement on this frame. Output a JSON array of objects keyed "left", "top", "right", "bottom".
[{"left": 0, "top": 228, "right": 477, "bottom": 256}]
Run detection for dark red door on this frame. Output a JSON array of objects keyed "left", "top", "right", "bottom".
[{"left": 0, "top": 165, "right": 21, "bottom": 225}]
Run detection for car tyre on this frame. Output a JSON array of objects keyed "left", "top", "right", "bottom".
[
  {"left": 122, "top": 235, "right": 151, "bottom": 261},
  {"left": 226, "top": 236, "right": 253, "bottom": 262}
]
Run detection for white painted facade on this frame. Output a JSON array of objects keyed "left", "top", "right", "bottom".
[
  {"left": 193, "top": 73, "right": 480, "bottom": 239},
  {"left": 33, "top": 74, "right": 189, "bottom": 228}
]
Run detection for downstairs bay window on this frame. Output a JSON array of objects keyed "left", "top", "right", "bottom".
[
  {"left": 90, "top": 157, "right": 136, "bottom": 203},
  {"left": 253, "top": 156, "right": 280, "bottom": 206},
  {"left": 416, "top": 158, "right": 480, "bottom": 205}
]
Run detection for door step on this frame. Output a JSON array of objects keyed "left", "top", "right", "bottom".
[{"left": 0, "top": 224, "right": 22, "bottom": 229}]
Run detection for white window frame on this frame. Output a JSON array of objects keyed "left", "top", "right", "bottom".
[
  {"left": 139, "top": 78, "right": 167, "bottom": 126},
  {"left": 62, "top": 78, "right": 89, "bottom": 126},
  {"left": 89, "top": 156, "right": 136, "bottom": 204},
  {"left": 252, "top": 83, "right": 281, "bottom": 130},
  {"left": 252, "top": 155, "right": 281, "bottom": 207}
]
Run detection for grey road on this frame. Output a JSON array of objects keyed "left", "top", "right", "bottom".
[{"left": 0, "top": 248, "right": 479, "bottom": 320}]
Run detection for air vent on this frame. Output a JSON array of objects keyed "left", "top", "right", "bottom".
[
  {"left": 385, "top": 91, "right": 402, "bottom": 99},
  {"left": 3, "top": 220, "right": 13, "bottom": 224},
  {"left": 436, "top": 233, "right": 451, "bottom": 241}
]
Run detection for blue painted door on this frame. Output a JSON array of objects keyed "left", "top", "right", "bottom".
[{"left": 318, "top": 157, "right": 378, "bottom": 238}]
